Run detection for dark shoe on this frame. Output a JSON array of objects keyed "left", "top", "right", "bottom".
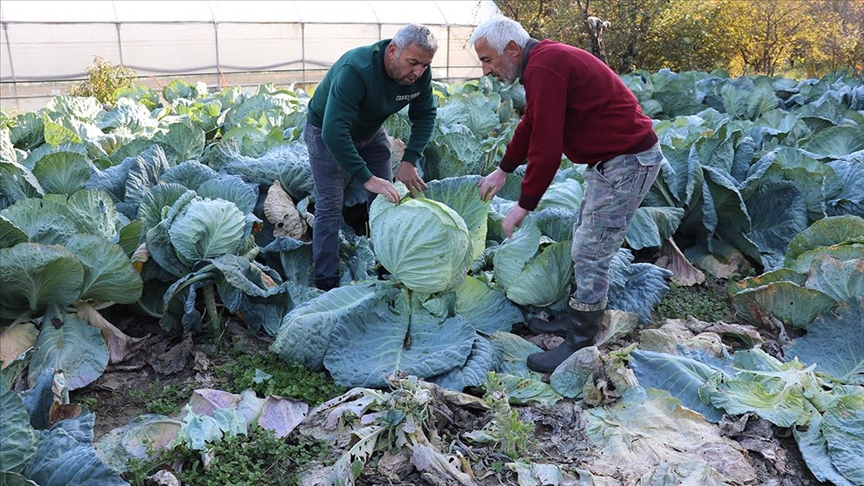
[
  {"left": 314, "top": 276, "right": 339, "bottom": 292},
  {"left": 527, "top": 308, "right": 603, "bottom": 373},
  {"left": 342, "top": 204, "right": 369, "bottom": 237}
]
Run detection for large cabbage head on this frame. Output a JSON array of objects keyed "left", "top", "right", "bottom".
[
  {"left": 166, "top": 195, "right": 248, "bottom": 265},
  {"left": 370, "top": 194, "right": 471, "bottom": 294}
]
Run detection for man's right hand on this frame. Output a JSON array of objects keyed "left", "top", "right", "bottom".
[
  {"left": 478, "top": 167, "right": 507, "bottom": 201},
  {"left": 395, "top": 161, "right": 427, "bottom": 197},
  {"left": 364, "top": 176, "right": 400, "bottom": 203}
]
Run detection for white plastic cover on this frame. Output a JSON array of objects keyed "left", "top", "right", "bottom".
[{"left": 0, "top": 1, "right": 499, "bottom": 81}]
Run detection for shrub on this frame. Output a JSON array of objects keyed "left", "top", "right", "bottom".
[{"left": 68, "top": 56, "right": 137, "bottom": 104}]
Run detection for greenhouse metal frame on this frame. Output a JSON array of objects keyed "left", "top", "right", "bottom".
[{"left": 0, "top": 0, "right": 500, "bottom": 113}]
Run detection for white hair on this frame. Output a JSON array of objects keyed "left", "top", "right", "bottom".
[{"left": 469, "top": 16, "right": 531, "bottom": 54}]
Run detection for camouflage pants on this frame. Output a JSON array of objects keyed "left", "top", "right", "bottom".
[{"left": 570, "top": 142, "right": 664, "bottom": 311}]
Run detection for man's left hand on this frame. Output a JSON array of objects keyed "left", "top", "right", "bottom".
[
  {"left": 395, "top": 161, "right": 427, "bottom": 197},
  {"left": 502, "top": 205, "right": 530, "bottom": 239}
]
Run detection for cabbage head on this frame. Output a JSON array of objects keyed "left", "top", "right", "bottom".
[
  {"left": 168, "top": 198, "right": 246, "bottom": 263},
  {"left": 370, "top": 194, "right": 471, "bottom": 294},
  {"left": 492, "top": 217, "right": 573, "bottom": 308}
]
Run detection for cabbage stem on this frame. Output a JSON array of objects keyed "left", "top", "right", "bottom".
[{"left": 203, "top": 283, "right": 222, "bottom": 345}]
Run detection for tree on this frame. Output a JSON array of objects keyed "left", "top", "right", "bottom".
[
  {"left": 589, "top": 0, "right": 669, "bottom": 73},
  {"left": 572, "top": 0, "right": 610, "bottom": 64},
  {"left": 494, "top": 0, "right": 669, "bottom": 70},
  {"left": 494, "top": 0, "right": 587, "bottom": 47},
  {"left": 493, "top": 0, "right": 861, "bottom": 77},
  {"left": 721, "top": 0, "right": 820, "bottom": 76},
  {"left": 804, "top": 0, "right": 864, "bottom": 76},
  {"left": 637, "top": 0, "right": 737, "bottom": 73}
]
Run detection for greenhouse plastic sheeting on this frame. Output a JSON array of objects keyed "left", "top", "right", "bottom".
[{"left": 0, "top": 0, "right": 500, "bottom": 112}]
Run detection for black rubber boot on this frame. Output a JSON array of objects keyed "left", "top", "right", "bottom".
[
  {"left": 526, "top": 308, "right": 603, "bottom": 373},
  {"left": 527, "top": 312, "right": 569, "bottom": 337}
]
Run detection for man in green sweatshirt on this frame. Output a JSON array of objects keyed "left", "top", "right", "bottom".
[{"left": 305, "top": 24, "right": 438, "bottom": 291}]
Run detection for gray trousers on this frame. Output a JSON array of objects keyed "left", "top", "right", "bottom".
[
  {"left": 304, "top": 120, "right": 392, "bottom": 289},
  {"left": 570, "top": 142, "right": 664, "bottom": 311}
]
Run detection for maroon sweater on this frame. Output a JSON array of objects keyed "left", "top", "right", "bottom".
[{"left": 499, "top": 40, "right": 656, "bottom": 211}]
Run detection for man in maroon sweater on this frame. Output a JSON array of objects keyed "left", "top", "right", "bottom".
[{"left": 471, "top": 16, "right": 665, "bottom": 373}]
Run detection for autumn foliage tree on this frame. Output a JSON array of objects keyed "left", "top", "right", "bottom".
[
  {"left": 612, "top": 2, "right": 667, "bottom": 73},
  {"left": 804, "top": 0, "right": 864, "bottom": 76},
  {"left": 637, "top": 0, "right": 739, "bottom": 74},
  {"left": 493, "top": 0, "right": 863, "bottom": 77},
  {"left": 723, "top": 0, "right": 820, "bottom": 76},
  {"left": 493, "top": 0, "right": 588, "bottom": 49}
]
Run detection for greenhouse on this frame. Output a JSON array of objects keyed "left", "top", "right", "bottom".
[{"left": 0, "top": 0, "right": 500, "bottom": 112}]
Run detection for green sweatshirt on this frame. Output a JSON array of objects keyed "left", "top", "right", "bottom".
[{"left": 307, "top": 39, "right": 437, "bottom": 183}]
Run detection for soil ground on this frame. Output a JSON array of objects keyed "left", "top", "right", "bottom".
[{"left": 70, "top": 280, "right": 830, "bottom": 486}]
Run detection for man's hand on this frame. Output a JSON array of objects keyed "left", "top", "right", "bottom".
[
  {"left": 395, "top": 161, "right": 427, "bottom": 197},
  {"left": 502, "top": 205, "right": 529, "bottom": 239},
  {"left": 364, "top": 176, "right": 400, "bottom": 203},
  {"left": 478, "top": 168, "right": 507, "bottom": 201}
]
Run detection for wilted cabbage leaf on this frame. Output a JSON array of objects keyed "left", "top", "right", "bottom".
[
  {"left": 629, "top": 348, "right": 730, "bottom": 423},
  {"left": 493, "top": 372, "right": 563, "bottom": 407},
  {"left": 794, "top": 409, "right": 856, "bottom": 486},
  {"left": 786, "top": 214, "right": 864, "bottom": 262},
  {"left": 549, "top": 346, "right": 604, "bottom": 400},
  {"left": 583, "top": 388, "right": 757, "bottom": 484},
  {"left": 487, "top": 331, "right": 544, "bottom": 379},
  {"left": 27, "top": 307, "right": 109, "bottom": 391},
  {"left": 821, "top": 393, "right": 864, "bottom": 485},
  {"left": 803, "top": 256, "right": 864, "bottom": 303},
  {"left": 699, "top": 348, "right": 823, "bottom": 428},
  {"left": 730, "top": 281, "right": 836, "bottom": 329},
  {"left": 95, "top": 414, "right": 183, "bottom": 473},
  {"left": 0, "top": 322, "right": 38, "bottom": 370}
]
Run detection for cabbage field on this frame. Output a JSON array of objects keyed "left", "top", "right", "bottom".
[{"left": 1, "top": 70, "right": 863, "bottom": 485}]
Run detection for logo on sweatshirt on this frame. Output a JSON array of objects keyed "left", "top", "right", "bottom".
[{"left": 395, "top": 92, "right": 421, "bottom": 102}]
